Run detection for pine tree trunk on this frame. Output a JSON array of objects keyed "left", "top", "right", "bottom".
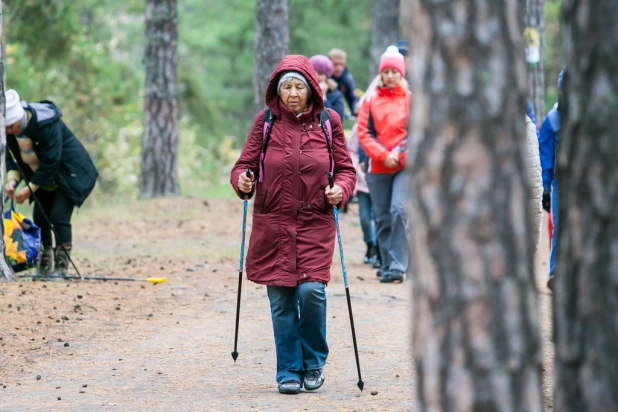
[
  {"left": 140, "top": 0, "right": 180, "bottom": 198},
  {"left": 406, "top": 1, "right": 543, "bottom": 410},
  {"left": 524, "top": 0, "right": 546, "bottom": 123},
  {"left": 554, "top": 1, "right": 618, "bottom": 410},
  {"left": 253, "top": 0, "right": 289, "bottom": 113},
  {"left": 0, "top": 0, "right": 15, "bottom": 281},
  {"left": 369, "top": 0, "right": 400, "bottom": 80}
]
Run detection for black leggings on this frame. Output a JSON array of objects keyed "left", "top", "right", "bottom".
[{"left": 33, "top": 189, "right": 75, "bottom": 248}]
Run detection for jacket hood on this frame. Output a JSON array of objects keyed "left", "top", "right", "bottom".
[
  {"left": 24, "top": 100, "right": 63, "bottom": 126},
  {"left": 265, "top": 55, "right": 324, "bottom": 117}
]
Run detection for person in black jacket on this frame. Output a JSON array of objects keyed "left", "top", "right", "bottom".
[
  {"left": 328, "top": 48, "right": 359, "bottom": 116},
  {"left": 4, "top": 89, "right": 98, "bottom": 275},
  {"left": 309, "top": 54, "right": 346, "bottom": 120}
]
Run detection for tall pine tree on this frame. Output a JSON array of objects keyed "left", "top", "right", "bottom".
[
  {"left": 140, "top": 0, "right": 180, "bottom": 198},
  {"left": 406, "top": 1, "right": 543, "bottom": 409}
]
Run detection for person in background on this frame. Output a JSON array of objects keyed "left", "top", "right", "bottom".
[
  {"left": 525, "top": 114, "right": 544, "bottom": 253},
  {"left": 347, "top": 124, "right": 378, "bottom": 266},
  {"left": 3, "top": 89, "right": 98, "bottom": 276},
  {"left": 231, "top": 55, "right": 356, "bottom": 394},
  {"left": 539, "top": 67, "right": 567, "bottom": 291},
  {"left": 342, "top": 40, "right": 410, "bottom": 269},
  {"left": 364, "top": 40, "right": 410, "bottom": 105},
  {"left": 328, "top": 48, "right": 359, "bottom": 116},
  {"left": 357, "top": 46, "right": 411, "bottom": 284},
  {"left": 309, "top": 54, "right": 345, "bottom": 120}
]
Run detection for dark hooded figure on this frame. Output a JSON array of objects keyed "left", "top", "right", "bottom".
[
  {"left": 4, "top": 89, "right": 98, "bottom": 276},
  {"left": 231, "top": 55, "right": 356, "bottom": 394}
]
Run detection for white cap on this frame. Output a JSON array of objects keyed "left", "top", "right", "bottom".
[{"left": 4, "top": 89, "right": 24, "bottom": 126}]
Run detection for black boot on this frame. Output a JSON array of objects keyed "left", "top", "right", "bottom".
[
  {"left": 372, "top": 245, "right": 382, "bottom": 269},
  {"left": 54, "top": 243, "right": 72, "bottom": 275},
  {"left": 38, "top": 247, "right": 54, "bottom": 276},
  {"left": 363, "top": 242, "right": 376, "bottom": 264}
]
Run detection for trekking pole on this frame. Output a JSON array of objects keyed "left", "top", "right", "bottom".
[
  {"left": 328, "top": 172, "right": 364, "bottom": 391},
  {"left": 231, "top": 168, "right": 252, "bottom": 362},
  {"left": 21, "top": 274, "right": 167, "bottom": 283},
  {"left": 6, "top": 149, "right": 82, "bottom": 279}
]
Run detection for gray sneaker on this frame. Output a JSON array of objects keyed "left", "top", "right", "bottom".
[
  {"left": 278, "top": 380, "right": 301, "bottom": 395},
  {"left": 303, "top": 368, "right": 325, "bottom": 391}
]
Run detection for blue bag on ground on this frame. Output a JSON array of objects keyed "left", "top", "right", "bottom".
[{"left": 3, "top": 201, "right": 41, "bottom": 272}]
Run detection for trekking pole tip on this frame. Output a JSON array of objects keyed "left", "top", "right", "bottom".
[
  {"left": 357, "top": 380, "right": 364, "bottom": 391},
  {"left": 231, "top": 351, "right": 239, "bottom": 362},
  {"left": 147, "top": 277, "right": 167, "bottom": 284}
]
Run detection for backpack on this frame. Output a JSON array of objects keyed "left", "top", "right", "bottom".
[{"left": 258, "top": 108, "right": 334, "bottom": 182}]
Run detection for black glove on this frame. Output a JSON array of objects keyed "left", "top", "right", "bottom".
[{"left": 542, "top": 188, "right": 551, "bottom": 212}]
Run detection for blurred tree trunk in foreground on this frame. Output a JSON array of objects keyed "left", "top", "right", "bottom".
[
  {"left": 406, "top": 0, "right": 543, "bottom": 410},
  {"left": 253, "top": 0, "right": 289, "bottom": 113},
  {"left": 554, "top": 1, "right": 618, "bottom": 410},
  {"left": 140, "top": 0, "right": 180, "bottom": 198},
  {"left": 525, "top": 0, "right": 546, "bottom": 124},
  {"left": 369, "top": 0, "right": 400, "bottom": 80},
  {"left": 1, "top": 0, "right": 15, "bottom": 281}
]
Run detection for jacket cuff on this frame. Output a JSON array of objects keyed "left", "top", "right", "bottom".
[
  {"left": 375, "top": 149, "right": 389, "bottom": 165},
  {"left": 7, "top": 171, "right": 20, "bottom": 183},
  {"left": 28, "top": 183, "right": 39, "bottom": 192}
]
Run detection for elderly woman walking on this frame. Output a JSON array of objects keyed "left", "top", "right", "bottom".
[
  {"left": 357, "top": 46, "right": 411, "bottom": 284},
  {"left": 231, "top": 55, "right": 356, "bottom": 394}
]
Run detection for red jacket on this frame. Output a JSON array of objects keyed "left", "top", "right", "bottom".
[
  {"left": 230, "top": 55, "right": 356, "bottom": 287},
  {"left": 357, "top": 84, "right": 410, "bottom": 174}
]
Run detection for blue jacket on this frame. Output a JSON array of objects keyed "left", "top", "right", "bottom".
[
  {"left": 325, "top": 89, "right": 345, "bottom": 121},
  {"left": 538, "top": 103, "right": 560, "bottom": 188},
  {"left": 332, "top": 67, "right": 358, "bottom": 114}
]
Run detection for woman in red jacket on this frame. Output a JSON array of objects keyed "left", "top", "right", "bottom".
[
  {"left": 357, "top": 46, "right": 410, "bottom": 284},
  {"left": 231, "top": 55, "right": 356, "bottom": 394}
]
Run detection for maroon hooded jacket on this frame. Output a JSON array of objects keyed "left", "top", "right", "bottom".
[{"left": 230, "top": 55, "right": 356, "bottom": 287}]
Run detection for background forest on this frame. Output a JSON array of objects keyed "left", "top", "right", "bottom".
[{"left": 3, "top": 0, "right": 563, "bottom": 199}]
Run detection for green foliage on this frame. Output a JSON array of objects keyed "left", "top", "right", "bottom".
[
  {"left": 4, "top": 0, "right": 375, "bottom": 199},
  {"left": 3, "top": 0, "right": 563, "bottom": 199},
  {"left": 544, "top": 0, "right": 563, "bottom": 111}
]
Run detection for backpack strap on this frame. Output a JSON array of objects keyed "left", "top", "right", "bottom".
[
  {"left": 259, "top": 108, "right": 275, "bottom": 182},
  {"left": 319, "top": 109, "right": 335, "bottom": 176}
]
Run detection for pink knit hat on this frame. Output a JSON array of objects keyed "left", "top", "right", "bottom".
[
  {"left": 378, "top": 46, "right": 405, "bottom": 76},
  {"left": 309, "top": 55, "right": 334, "bottom": 78}
]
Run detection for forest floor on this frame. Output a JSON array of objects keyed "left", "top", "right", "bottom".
[{"left": 0, "top": 197, "right": 554, "bottom": 411}]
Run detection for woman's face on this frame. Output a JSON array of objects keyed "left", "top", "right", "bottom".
[
  {"left": 279, "top": 79, "right": 310, "bottom": 114},
  {"left": 316, "top": 72, "right": 328, "bottom": 83},
  {"left": 381, "top": 68, "right": 402, "bottom": 88},
  {"left": 5, "top": 119, "right": 22, "bottom": 136}
]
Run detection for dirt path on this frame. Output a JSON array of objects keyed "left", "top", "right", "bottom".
[{"left": 0, "top": 198, "right": 553, "bottom": 411}]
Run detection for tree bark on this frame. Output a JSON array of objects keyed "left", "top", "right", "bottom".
[
  {"left": 406, "top": 1, "right": 543, "bottom": 410},
  {"left": 524, "top": 0, "right": 546, "bottom": 123},
  {"left": 253, "top": 0, "right": 289, "bottom": 113},
  {"left": 140, "top": 0, "right": 180, "bottom": 199},
  {"left": 0, "top": 0, "right": 15, "bottom": 281},
  {"left": 554, "top": 1, "right": 618, "bottom": 411},
  {"left": 369, "top": 0, "right": 400, "bottom": 80}
]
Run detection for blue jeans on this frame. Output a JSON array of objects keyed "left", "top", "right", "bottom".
[
  {"left": 549, "top": 180, "right": 558, "bottom": 278},
  {"left": 366, "top": 170, "right": 409, "bottom": 273},
  {"left": 357, "top": 192, "right": 376, "bottom": 244},
  {"left": 266, "top": 281, "right": 328, "bottom": 384}
]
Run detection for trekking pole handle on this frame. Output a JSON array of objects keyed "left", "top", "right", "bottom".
[
  {"left": 328, "top": 172, "right": 334, "bottom": 189},
  {"left": 243, "top": 168, "right": 252, "bottom": 199}
]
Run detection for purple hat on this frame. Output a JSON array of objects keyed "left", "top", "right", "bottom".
[{"left": 309, "top": 55, "right": 334, "bottom": 78}]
